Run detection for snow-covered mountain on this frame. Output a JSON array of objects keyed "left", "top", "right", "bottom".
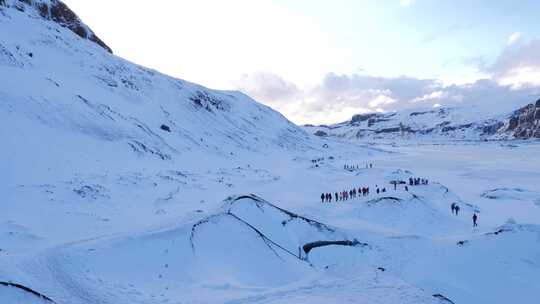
[
  {"left": 305, "top": 101, "right": 540, "bottom": 141},
  {"left": 0, "top": 0, "right": 309, "bottom": 170},
  {"left": 2, "top": 1, "right": 540, "bottom": 304},
  {"left": 1, "top": 0, "right": 111, "bottom": 53}
]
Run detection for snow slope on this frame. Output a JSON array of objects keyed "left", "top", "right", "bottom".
[
  {"left": 305, "top": 102, "right": 540, "bottom": 141},
  {"left": 0, "top": 0, "right": 310, "bottom": 192},
  {"left": 2, "top": 1, "right": 540, "bottom": 304}
]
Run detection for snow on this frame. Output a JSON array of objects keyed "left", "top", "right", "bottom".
[
  {"left": 303, "top": 104, "right": 528, "bottom": 141},
  {"left": 0, "top": 284, "right": 51, "bottom": 304},
  {"left": 1, "top": 2, "right": 540, "bottom": 304}
]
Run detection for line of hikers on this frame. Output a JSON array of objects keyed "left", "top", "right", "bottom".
[
  {"left": 344, "top": 163, "right": 373, "bottom": 171},
  {"left": 321, "top": 184, "right": 402, "bottom": 203},
  {"left": 409, "top": 177, "right": 429, "bottom": 186},
  {"left": 451, "top": 202, "right": 479, "bottom": 227},
  {"left": 320, "top": 175, "right": 430, "bottom": 203},
  {"left": 321, "top": 186, "right": 372, "bottom": 203}
]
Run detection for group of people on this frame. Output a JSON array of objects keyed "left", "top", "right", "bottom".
[
  {"left": 344, "top": 163, "right": 373, "bottom": 171},
  {"left": 450, "top": 203, "right": 461, "bottom": 215},
  {"left": 321, "top": 186, "right": 372, "bottom": 203},
  {"left": 409, "top": 177, "right": 429, "bottom": 186},
  {"left": 451, "top": 203, "right": 479, "bottom": 227},
  {"left": 311, "top": 158, "right": 324, "bottom": 164}
]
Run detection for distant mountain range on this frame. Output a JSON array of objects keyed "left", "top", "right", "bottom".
[{"left": 305, "top": 100, "right": 540, "bottom": 140}]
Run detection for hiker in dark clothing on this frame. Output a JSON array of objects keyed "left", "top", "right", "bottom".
[
  {"left": 382, "top": 188, "right": 386, "bottom": 193},
  {"left": 455, "top": 205, "right": 460, "bottom": 216},
  {"left": 321, "top": 193, "right": 325, "bottom": 203},
  {"left": 409, "top": 178, "right": 413, "bottom": 186},
  {"left": 335, "top": 192, "right": 338, "bottom": 201},
  {"left": 376, "top": 188, "right": 380, "bottom": 194},
  {"left": 473, "top": 214, "right": 478, "bottom": 227},
  {"left": 451, "top": 203, "right": 456, "bottom": 214}
]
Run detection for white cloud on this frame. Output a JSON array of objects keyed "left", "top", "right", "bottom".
[
  {"left": 234, "top": 37, "right": 540, "bottom": 125},
  {"left": 234, "top": 72, "right": 301, "bottom": 106},
  {"left": 368, "top": 95, "right": 397, "bottom": 107},
  {"left": 507, "top": 32, "right": 521, "bottom": 46},
  {"left": 497, "top": 66, "right": 540, "bottom": 89},
  {"left": 400, "top": 0, "right": 413, "bottom": 7},
  {"left": 236, "top": 70, "right": 538, "bottom": 125},
  {"left": 411, "top": 91, "right": 446, "bottom": 103},
  {"left": 488, "top": 39, "right": 540, "bottom": 89}
]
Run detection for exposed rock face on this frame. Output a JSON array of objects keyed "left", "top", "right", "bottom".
[
  {"left": 1, "top": 0, "right": 112, "bottom": 53},
  {"left": 351, "top": 113, "right": 377, "bottom": 124},
  {"left": 481, "top": 121, "right": 504, "bottom": 135},
  {"left": 505, "top": 100, "right": 540, "bottom": 139},
  {"left": 314, "top": 130, "right": 327, "bottom": 137}
]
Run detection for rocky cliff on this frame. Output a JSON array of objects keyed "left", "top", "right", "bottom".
[
  {"left": 0, "top": 0, "right": 112, "bottom": 53},
  {"left": 506, "top": 99, "right": 540, "bottom": 139}
]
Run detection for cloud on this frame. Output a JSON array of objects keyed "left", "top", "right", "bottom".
[
  {"left": 400, "top": 0, "right": 413, "bottom": 7},
  {"left": 488, "top": 39, "right": 540, "bottom": 89},
  {"left": 235, "top": 40, "right": 540, "bottom": 125},
  {"left": 234, "top": 72, "right": 301, "bottom": 106},
  {"left": 236, "top": 71, "right": 537, "bottom": 125},
  {"left": 507, "top": 32, "right": 521, "bottom": 46}
]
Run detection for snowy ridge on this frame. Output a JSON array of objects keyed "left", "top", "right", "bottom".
[
  {"left": 0, "top": 0, "right": 111, "bottom": 53},
  {"left": 305, "top": 101, "right": 540, "bottom": 140},
  {"left": 0, "top": 0, "right": 311, "bottom": 184}
]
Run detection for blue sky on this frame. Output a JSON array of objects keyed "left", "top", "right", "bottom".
[{"left": 65, "top": 0, "right": 540, "bottom": 124}]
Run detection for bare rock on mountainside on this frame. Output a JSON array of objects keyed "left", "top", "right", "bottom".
[
  {"left": 506, "top": 100, "right": 540, "bottom": 139},
  {"left": 314, "top": 130, "right": 328, "bottom": 137},
  {"left": 0, "top": 0, "right": 112, "bottom": 53},
  {"left": 305, "top": 97, "right": 540, "bottom": 140}
]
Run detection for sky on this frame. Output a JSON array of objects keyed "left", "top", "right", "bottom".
[{"left": 65, "top": 0, "right": 540, "bottom": 124}]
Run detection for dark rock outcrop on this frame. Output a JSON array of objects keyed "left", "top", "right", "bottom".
[
  {"left": 302, "top": 239, "right": 368, "bottom": 254},
  {"left": 432, "top": 293, "right": 455, "bottom": 304},
  {"left": 0, "top": 281, "right": 55, "bottom": 302},
  {"left": 351, "top": 113, "right": 377, "bottom": 123},
  {"left": 481, "top": 121, "right": 504, "bottom": 135},
  {"left": 314, "top": 130, "right": 327, "bottom": 137},
  {"left": 505, "top": 101, "right": 540, "bottom": 139},
  {"left": 1, "top": 0, "right": 112, "bottom": 53},
  {"left": 160, "top": 124, "right": 171, "bottom": 132}
]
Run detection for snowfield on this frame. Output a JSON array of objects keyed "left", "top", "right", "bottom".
[{"left": 1, "top": 1, "right": 540, "bottom": 304}]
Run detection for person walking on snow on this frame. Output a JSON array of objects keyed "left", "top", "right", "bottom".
[
  {"left": 321, "top": 193, "right": 325, "bottom": 203},
  {"left": 455, "top": 205, "right": 460, "bottom": 216},
  {"left": 451, "top": 203, "right": 456, "bottom": 214},
  {"left": 473, "top": 213, "right": 478, "bottom": 227}
]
